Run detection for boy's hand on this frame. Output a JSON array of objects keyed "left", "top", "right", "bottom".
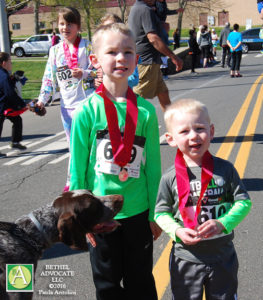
[
  {"left": 94, "top": 67, "right": 103, "bottom": 89},
  {"left": 72, "top": 68, "right": 83, "bottom": 79},
  {"left": 150, "top": 221, "right": 162, "bottom": 241},
  {"left": 176, "top": 228, "right": 202, "bottom": 245},
  {"left": 196, "top": 220, "right": 225, "bottom": 239}
]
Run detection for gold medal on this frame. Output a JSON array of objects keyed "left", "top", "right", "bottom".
[{"left": 119, "top": 168, "right": 129, "bottom": 182}]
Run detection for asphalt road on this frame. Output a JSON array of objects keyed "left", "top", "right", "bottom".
[{"left": 1, "top": 51, "right": 263, "bottom": 299}]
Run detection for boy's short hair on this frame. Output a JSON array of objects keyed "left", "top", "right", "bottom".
[
  {"left": 0, "top": 52, "right": 10, "bottom": 66},
  {"left": 164, "top": 99, "right": 211, "bottom": 132},
  {"left": 58, "top": 7, "right": 81, "bottom": 28},
  {"left": 92, "top": 23, "right": 135, "bottom": 54},
  {"left": 100, "top": 13, "right": 123, "bottom": 25}
]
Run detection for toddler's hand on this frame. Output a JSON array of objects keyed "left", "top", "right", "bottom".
[
  {"left": 176, "top": 228, "right": 202, "bottom": 245},
  {"left": 196, "top": 219, "right": 225, "bottom": 239}
]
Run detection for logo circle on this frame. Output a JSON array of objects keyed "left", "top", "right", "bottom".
[{"left": 9, "top": 266, "right": 32, "bottom": 289}]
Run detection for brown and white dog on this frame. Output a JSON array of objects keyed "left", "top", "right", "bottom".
[{"left": 0, "top": 190, "right": 123, "bottom": 300}]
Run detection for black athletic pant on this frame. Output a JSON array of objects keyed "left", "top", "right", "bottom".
[
  {"left": 231, "top": 50, "right": 242, "bottom": 71},
  {"left": 222, "top": 45, "right": 231, "bottom": 67},
  {"left": 89, "top": 210, "right": 157, "bottom": 300},
  {"left": 191, "top": 53, "right": 198, "bottom": 72},
  {"left": 0, "top": 115, "right": 23, "bottom": 143}
]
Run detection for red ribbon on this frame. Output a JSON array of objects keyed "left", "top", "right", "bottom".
[
  {"left": 4, "top": 107, "right": 28, "bottom": 117},
  {"left": 63, "top": 36, "right": 81, "bottom": 69},
  {"left": 175, "top": 149, "right": 214, "bottom": 229},
  {"left": 96, "top": 84, "right": 138, "bottom": 168}
]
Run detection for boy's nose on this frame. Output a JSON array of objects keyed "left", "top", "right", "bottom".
[
  {"left": 116, "top": 52, "right": 125, "bottom": 61},
  {"left": 189, "top": 130, "right": 198, "bottom": 139}
]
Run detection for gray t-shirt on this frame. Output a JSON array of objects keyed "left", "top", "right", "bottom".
[
  {"left": 155, "top": 156, "right": 249, "bottom": 263},
  {"left": 128, "top": 0, "right": 162, "bottom": 64}
]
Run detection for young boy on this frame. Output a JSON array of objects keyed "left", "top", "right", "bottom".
[
  {"left": 154, "top": 99, "right": 251, "bottom": 300},
  {"left": 70, "top": 23, "right": 162, "bottom": 300}
]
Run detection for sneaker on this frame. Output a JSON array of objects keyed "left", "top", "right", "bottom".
[
  {"left": 190, "top": 71, "right": 198, "bottom": 75},
  {"left": 10, "top": 143, "right": 27, "bottom": 150},
  {"left": 0, "top": 152, "right": 6, "bottom": 158}
]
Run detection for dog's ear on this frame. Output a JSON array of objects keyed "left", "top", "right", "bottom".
[
  {"left": 57, "top": 212, "right": 89, "bottom": 251},
  {"left": 57, "top": 212, "right": 75, "bottom": 247}
]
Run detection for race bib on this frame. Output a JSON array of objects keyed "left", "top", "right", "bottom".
[
  {"left": 95, "top": 130, "right": 146, "bottom": 178},
  {"left": 56, "top": 65, "right": 79, "bottom": 90}
]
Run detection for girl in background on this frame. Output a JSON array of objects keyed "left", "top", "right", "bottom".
[{"left": 37, "top": 7, "right": 99, "bottom": 191}]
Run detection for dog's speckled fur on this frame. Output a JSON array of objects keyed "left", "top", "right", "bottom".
[{"left": 0, "top": 190, "right": 123, "bottom": 300}]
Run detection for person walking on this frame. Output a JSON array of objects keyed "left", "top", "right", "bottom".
[
  {"left": 37, "top": 7, "right": 98, "bottom": 191},
  {"left": 227, "top": 23, "right": 243, "bottom": 78},
  {"left": 198, "top": 25, "right": 212, "bottom": 68},
  {"left": 219, "top": 22, "right": 231, "bottom": 68},
  {"left": 188, "top": 29, "right": 200, "bottom": 74},
  {"left": 51, "top": 31, "right": 60, "bottom": 46},
  {"left": 128, "top": 0, "right": 183, "bottom": 112}
]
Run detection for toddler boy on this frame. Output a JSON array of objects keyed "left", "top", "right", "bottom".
[{"left": 155, "top": 98, "right": 251, "bottom": 299}]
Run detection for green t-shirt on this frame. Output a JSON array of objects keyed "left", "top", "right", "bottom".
[{"left": 70, "top": 92, "right": 161, "bottom": 221}]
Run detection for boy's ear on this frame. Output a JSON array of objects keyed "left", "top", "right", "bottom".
[
  {"left": 210, "top": 123, "right": 215, "bottom": 141},
  {"left": 136, "top": 54, "right": 139, "bottom": 65},
  {"left": 165, "top": 132, "right": 177, "bottom": 147},
  {"left": 89, "top": 54, "right": 100, "bottom": 69}
]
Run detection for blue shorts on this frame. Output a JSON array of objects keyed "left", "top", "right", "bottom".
[{"left": 258, "top": 2, "right": 263, "bottom": 13}]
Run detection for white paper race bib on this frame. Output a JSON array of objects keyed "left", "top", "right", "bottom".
[
  {"left": 56, "top": 65, "right": 79, "bottom": 90},
  {"left": 95, "top": 130, "right": 146, "bottom": 178}
]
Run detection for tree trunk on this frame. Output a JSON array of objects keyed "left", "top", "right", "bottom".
[{"left": 34, "top": 0, "right": 39, "bottom": 35}]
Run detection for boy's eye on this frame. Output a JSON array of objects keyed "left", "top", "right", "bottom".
[{"left": 179, "top": 129, "right": 189, "bottom": 134}]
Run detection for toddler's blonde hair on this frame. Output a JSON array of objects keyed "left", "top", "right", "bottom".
[{"left": 164, "top": 99, "right": 211, "bottom": 132}]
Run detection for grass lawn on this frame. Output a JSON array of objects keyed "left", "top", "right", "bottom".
[{"left": 12, "top": 59, "right": 47, "bottom": 100}]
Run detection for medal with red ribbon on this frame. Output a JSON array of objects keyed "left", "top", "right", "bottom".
[
  {"left": 175, "top": 149, "right": 214, "bottom": 229},
  {"left": 63, "top": 36, "right": 81, "bottom": 69},
  {"left": 96, "top": 84, "right": 138, "bottom": 180}
]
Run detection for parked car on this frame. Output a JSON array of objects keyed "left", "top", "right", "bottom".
[
  {"left": 241, "top": 27, "right": 263, "bottom": 53},
  {"left": 11, "top": 34, "right": 62, "bottom": 57}
]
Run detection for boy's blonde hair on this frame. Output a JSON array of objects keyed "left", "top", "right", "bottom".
[
  {"left": 164, "top": 99, "right": 211, "bottom": 131},
  {"left": 100, "top": 13, "right": 123, "bottom": 25},
  {"left": 92, "top": 23, "right": 135, "bottom": 54}
]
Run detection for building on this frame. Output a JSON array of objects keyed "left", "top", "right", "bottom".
[{"left": 9, "top": 0, "right": 262, "bottom": 37}]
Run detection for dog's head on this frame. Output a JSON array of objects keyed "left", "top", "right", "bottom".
[{"left": 53, "top": 190, "right": 123, "bottom": 250}]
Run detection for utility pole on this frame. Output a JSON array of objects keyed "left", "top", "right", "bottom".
[{"left": 0, "top": 0, "right": 10, "bottom": 53}]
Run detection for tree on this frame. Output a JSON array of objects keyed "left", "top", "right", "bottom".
[
  {"left": 5, "top": 0, "right": 30, "bottom": 16},
  {"left": 33, "top": 0, "right": 40, "bottom": 34},
  {"left": 44, "top": 0, "right": 106, "bottom": 40},
  {"left": 117, "top": 0, "right": 127, "bottom": 22},
  {"left": 175, "top": 0, "right": 226, "bottom": 39}
]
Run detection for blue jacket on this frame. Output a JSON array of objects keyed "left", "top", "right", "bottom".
[{"left": 0, "top": 67, "right": 25, "bottom": 114}]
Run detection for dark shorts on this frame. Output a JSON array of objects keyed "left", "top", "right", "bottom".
[
  {"left": 201, "top": 45, "right": 211, "bottom": 58},
  {"left": 169, "top": 248, "right": 239, "bottom": 300}
]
